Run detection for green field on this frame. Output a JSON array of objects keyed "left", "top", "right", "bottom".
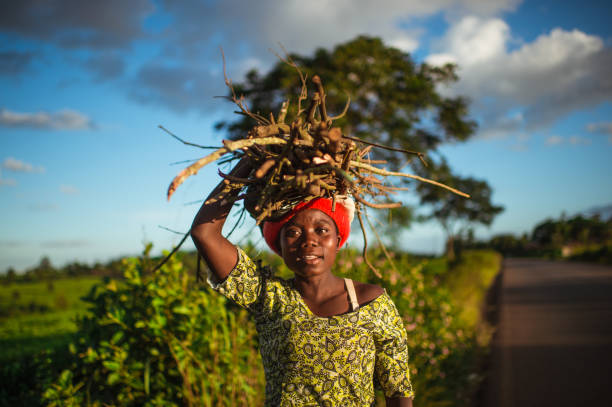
[{"left": 0, "top": 277, "right": 102, "bottom": 361}]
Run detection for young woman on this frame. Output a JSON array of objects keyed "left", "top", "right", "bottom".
[{"left": 191, "top": 159, "right": 414, "bottom": 406}]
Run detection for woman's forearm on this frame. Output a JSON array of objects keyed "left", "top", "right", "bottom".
[
  {"left": 190, "top": 158, "right": 251, "bottom": 279},
  {"left": 386, "top": 397, "right": 413, "bottom": 407}
]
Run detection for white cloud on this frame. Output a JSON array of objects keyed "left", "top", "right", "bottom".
[
  {"left": 427, "top": 16, "right": 612, "bottom": 137},
  {"left": 545, "top": 135, "right": 592, "bottom": 146},
  {"left": 27, "top": 203, "right": 59, "bottom": 211},
  {"left": 60, "top": 184, "right": 79, "bottom": 195},
  {"left": 430, "top": 16, "right": 510, "bottom": 66},
  {"left": 568, "top": 136, "right": 591, "bottom": 145},
  {"left": 545, "top": 135, "right": 563, "bottom": 146},
  {"left": 0, "top": 169, "right": 16, "bottom": 186},
  {"left": 586, "top": 122, "right": 612, "bottom": 143},
  {"left": 0, "top": 108, "right": 94, "bottom": 130},
  {"left": 130, "top": 0, "right": 521, "bottom": 112},
  {"left": 40, "top": 239, "right": 91, "bottom": 249},
  {"left": 587, "top": 121, "right": 612, "bottom": 135},
  {"left": 180, "top": 0, "right": 520, "bottom": 58},
  {"left": 0, "top": 177, "right": 17, "bottom": 186},
  {"left": 2, "top": 157, "right": 45, "bottom": 173},
  {"left": 388, "top": 35, "right": 420, "bottom": 53}
]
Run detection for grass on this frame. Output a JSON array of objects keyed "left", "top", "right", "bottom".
[
  {"left": 0, "top": 277, "right": 102, "bottom": 361},
  {"left": 445, "top": 250, "right": 502, "bottom": 345}
]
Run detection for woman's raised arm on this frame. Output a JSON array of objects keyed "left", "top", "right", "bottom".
[{"left": 190, "top": 158, "right": 251, "bottom": 281}]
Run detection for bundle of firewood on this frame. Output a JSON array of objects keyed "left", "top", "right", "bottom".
[{"left": 167, "top": 74, "right": 466, "bottom": 219}]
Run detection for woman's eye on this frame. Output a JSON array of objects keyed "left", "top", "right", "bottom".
[{"left": 286, "top": 229, "right": 300, "bottom": 237}]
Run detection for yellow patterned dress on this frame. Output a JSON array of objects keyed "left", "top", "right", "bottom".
[{"left": 208, "top": 247, "right": 414, "bottom": 406}]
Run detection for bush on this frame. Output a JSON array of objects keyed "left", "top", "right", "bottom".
[{"left": 43, "top": 245, "right": 263, "bottom": 406}]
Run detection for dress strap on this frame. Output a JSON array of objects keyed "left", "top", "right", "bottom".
[{"left": 344, "top": 278, "right": 360, "bottom": 311}]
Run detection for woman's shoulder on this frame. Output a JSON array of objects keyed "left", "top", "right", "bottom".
[{"left": 352, "top": 280, "right": 385, "bottom": 306}]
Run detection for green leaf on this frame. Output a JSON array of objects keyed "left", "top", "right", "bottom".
[
  {"left": 102, "top": 361, "right": 120, "bottom": 371},
  {"left": 111, "top": 331, "right": 124, "bottom": 344},
  {"left": 107, "top": 372, "right": 120, "bottom": 386},
  {"left": 172, "top": 305, "right": 190, "bottom": 315}
]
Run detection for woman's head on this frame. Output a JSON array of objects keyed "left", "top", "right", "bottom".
[
  {"left": 277, "top": 208, "right": 341, "bottom": 276},
  {"left": 262, "top": 197, "right": 353, "bottom": 255}
]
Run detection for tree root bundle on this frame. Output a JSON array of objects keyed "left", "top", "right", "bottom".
[{"left": 165, "top": 61, "right": 469, "bottom": 276}]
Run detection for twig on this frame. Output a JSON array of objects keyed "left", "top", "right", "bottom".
[
  {"left": 225, "top": 207, "right": 247, "bottom": 239},
  {"left": 328, "top": 94, "right": 351, "bottom": 121},
  {"left": 167, "top": 136, "right": 288, "bottom": 200},
  {"left": 158, "top": 225, "right": 187, "bottom": 235},
  {"left": 183, "top": 199, "right": 204, "bottom": 206},
  {"left": 354, "top": 193, "right": 402, "bottom": 209},
  {"left": 152, "top": 231, "right": 190, "bottom": 272},
  {"left": 169, "top": 158, "right": 200, "bottom": 166},
  {"left": 356, "top": 207, "right": 381, "bottom": 278},
  {"left": 196, "top": 252, "right": 202, "bottom": 283},
  {"left": 271, "top": 44, "right": 308, "bottom": 115},
  {"left": 365, "top": 211, "right": 398, "bottom": 274},
  {"left": 159, "top": 125, "right": 218, "bottom": 149},
  {"left": 221, "top": 47, "right": 270, "bottom": 125},
  {"left": 350, "top": 161, "right": 470, "bottom": 198},
  {"left": 344, "top": 135, "right": 425, "bottom": 159}
]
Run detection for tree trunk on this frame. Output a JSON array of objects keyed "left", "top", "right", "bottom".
[{"left": 446, "top": 235, "right": 456, "bottom": 262}]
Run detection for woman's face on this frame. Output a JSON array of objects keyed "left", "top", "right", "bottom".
[{"left": 279, "top": 209, "right": 341, "bottom": 278}]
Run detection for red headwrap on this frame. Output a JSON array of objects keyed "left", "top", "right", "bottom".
[{"left": 262, "top": 197, "right": 352, "bottom": 255}]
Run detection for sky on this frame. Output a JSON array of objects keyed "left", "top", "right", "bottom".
[{"left": 1, "top": 0, "right": 611, "bottom": 271}]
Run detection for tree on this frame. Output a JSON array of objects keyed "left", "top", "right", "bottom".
[
  {"left": 416, "top": 161, "right": 504, "bottom": 260},
  {"left": 3, "top": 267, "right": 16, "bottom": 285}
]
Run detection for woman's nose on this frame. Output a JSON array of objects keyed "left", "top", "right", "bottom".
[{"left": 300, "top": 230, "right": 318, "bottom": 247}]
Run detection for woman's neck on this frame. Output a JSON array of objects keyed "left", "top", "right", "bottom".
[{"left": 293, "top": 273, "right": 344, "bottom": 303}]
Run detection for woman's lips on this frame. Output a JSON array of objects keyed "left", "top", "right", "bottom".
[{"left": 297, "top": 254, "right": 322, "bottom": 264}]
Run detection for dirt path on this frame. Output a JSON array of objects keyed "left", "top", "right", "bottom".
[{"left": 482, "top": 259, "right": 612, "bottom": 407}]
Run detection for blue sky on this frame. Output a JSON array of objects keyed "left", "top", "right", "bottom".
[{"left": 1, "top": 0, "right": 611, "bottom": 271}]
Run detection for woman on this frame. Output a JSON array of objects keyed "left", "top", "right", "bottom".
[{"left": 191, "top": 159, "right": 414, "bottom": 406}]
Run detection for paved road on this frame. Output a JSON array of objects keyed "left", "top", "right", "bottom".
[{"left": 482, "top": 259, "right": 612, "bottom": 407}]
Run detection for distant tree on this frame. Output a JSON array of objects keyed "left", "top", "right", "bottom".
[
  {"left": 27, "top": 256, "right": 55, "bottom": 280},
  {"left": 416, "top": 161, "right": 504, "bottom": 260},
  {"left": 532, "top": 214, "right": 612, "bottom": 249},
  {"left": 3, "top": 267, "right": 16, "bottom": 285}
]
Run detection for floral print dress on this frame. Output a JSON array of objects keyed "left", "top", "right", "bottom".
[{"left": 208, "top": 247, "right": 414, "bottom": 406}]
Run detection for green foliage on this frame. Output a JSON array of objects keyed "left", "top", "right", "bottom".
[
  {"left": 532, "top": 214, "right": 611, "bottom": 247},
  {"left": 6, "top": 244, "right": 501, "bottom": 407},
  {"left": 416, "top": 160, "right": 504, "bottom": 260},
  {"left": 568, "top": 243, "right": 612, "bottom": 265},
  {"left": 42, "top": 249, "right": 263, "bottom": 407},
  {"left": 442, "top": 250, "right": 502, "bottom": 344},
  {"left": 468, "top": 213, "right": 612, "bottom": 263}
]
